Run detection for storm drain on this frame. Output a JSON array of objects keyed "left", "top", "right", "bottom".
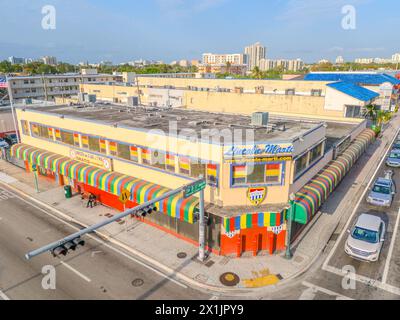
[
  {"left": 177, "top": 252, "right": 187, "bottom": 259},
  {"left": 132, "top": 279, "right": 144, "bottom": 287},
  {"left": 219, "top": 272, "right": 240, "bottom": 287},
  {"left": 205, "top": 260, "right": 215, "bottom": 268}
]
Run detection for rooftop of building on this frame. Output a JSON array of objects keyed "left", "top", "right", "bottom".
[
  {"left": 304, "top": 72, "right": 400, "bottom": 85},
  {"left": 18, "top": 102, "right": 360, "bottom": 147},
  {"left": 327, "top": 81, "right": 380, "bottom": 101}
]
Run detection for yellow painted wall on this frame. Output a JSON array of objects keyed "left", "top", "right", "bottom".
[
  {"left": 136, "top": 77, "right": 329, "bottom": 93},
  {"left": 183, "top": 91, "right": 344, "bottom": 119}
]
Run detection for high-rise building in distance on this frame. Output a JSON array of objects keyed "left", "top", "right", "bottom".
[{"left": 244, "top": 42, "right": 267, "bottom": 71}]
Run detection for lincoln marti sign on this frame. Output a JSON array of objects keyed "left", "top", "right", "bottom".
[
  {"left": 247, "top": 187, "right": 267, "bottom": 206},
  {"left": 224, "top": 144, "right": 294, "bottom": 158},
  {"left": 70, "top": 149, "right": 112, "bottom": 171}
]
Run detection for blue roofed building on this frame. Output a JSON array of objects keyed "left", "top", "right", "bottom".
[
  {"left": 304, "top": 72, "right": 400, "bottom": 111},
  {"left": 324, "top": 81, "right": 380, "bottom": 118}
]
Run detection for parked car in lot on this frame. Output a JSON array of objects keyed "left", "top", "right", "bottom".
[
  {"left": 392, "top": 142, "right": 400, "bottom": 150},
  {"left": 345, "top": 213, "right": 386, "bottom": 262},
  {"left": 0, "top": 137, "right": 9, "bottom": 149},
  {"left": 387, "top": 149, "right": 400, "bottom": 167},
  {"left": 366, "top": 170, "right": 396, "bottom": 207},
  {"left": 4, "top": 133, "right": 17, "bottom": 146}
]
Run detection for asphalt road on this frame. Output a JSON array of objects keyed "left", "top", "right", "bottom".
[
  {"left": 0, "top": 185, "right": 210, "bottom": 300},
  {"left": 262, "top": 125, "right": 400, "bottom": 300}
]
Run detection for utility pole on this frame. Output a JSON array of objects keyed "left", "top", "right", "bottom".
[
  {"left": 284, "top": 193, "right": 296, "bottom": 260},
  {"left": 42, "top": 73, "right": 48, "bottom": 101},
  {"left": 135, "top": 74, "right": 141, "bottom": 106}
]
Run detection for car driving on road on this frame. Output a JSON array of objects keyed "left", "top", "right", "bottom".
[
  {"left": 366, "top": 170, "right": 396, "bottom": 207},
  {"left": 0, "top": 137, "right": 10, "bottom": 149},
  {"left": 386, "top": 149, "right": 400, "bottom": 168},
  {"left": 345, "top": 213, "right": 386, "bottom": 262},
  {"left": 4, "top": 133, "right": 17, "bottom": 146}
]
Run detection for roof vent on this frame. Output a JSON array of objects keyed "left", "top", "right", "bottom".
[{"left": 251, "top": 112, "right": 269, "bottom": 126}]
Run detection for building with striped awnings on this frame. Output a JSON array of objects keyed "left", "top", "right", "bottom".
[{"left": 10, "top": 101, "right": 372, "bottom": 257}]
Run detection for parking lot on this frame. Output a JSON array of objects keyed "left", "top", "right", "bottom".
[{"left": 322, "top": 129, "right": 400, "bottom": 295}]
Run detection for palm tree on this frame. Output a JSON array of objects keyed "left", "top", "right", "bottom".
[
  {"left": 251, "top": 66, "right": 263, "bottom": 79},
  {"left": 376, "top": 110, "right": 393, "bottom": 127},
  {"left": 363, "top": 104, "right": 378, "bottom": 124}
]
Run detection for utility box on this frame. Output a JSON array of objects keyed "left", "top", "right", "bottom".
[
  {"left": 251, "top": 112, "right": 269, "bottom": 126},
  {"left": 64, "top": 185, "right": 72, "bottom": 199}
]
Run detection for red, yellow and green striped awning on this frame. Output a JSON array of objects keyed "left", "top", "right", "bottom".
[
  {"left": 11, "top": 144, "right": 199, "bottom": 224},
  {"left": 223, "top": 211, "right": 285, "bottom": 233},
  {"left": 293, "top": 129, "right": 375, "bottom": 224}
]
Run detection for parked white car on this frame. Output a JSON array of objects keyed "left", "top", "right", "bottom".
[{"left": 345, "top": 213, "right": 386, "bottom": 262}]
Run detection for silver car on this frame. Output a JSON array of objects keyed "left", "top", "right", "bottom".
[
  {"left": 387, "top": 149, "right": 400, "bottom": 168},
  {"left": 366, "top": 170, "right": 395, "bottom": 207},
  {"left": 345, "top": 214, "right": 386, "bottom": 262}
]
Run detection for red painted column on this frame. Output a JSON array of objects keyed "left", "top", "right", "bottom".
[
  {"left": 268, "top": 232, "right": 275, "bottom": 255},
  {"left": 253, "top": 235, "right": 258, "bottom": 257},
  {"left": 236, "top": 236, "right": 242, "bottom": 258}
]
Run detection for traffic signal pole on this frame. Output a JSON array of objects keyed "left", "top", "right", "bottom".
[
  {"left": 198, "top": 188, "right": 206, "bottom": 261},
  {"left": 25, "top": 179, "right": 206, "bottom": 260}
]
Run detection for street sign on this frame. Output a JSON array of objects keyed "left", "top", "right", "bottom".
[
  {"left": 119, "top": 189, "right": 131, "bottom": 204},
  {"left": 184, "top": 179, "right": 206, "bottom": 198}
]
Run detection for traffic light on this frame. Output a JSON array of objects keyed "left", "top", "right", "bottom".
[
  {"left": 50, "top": 237, "right": 85, "bottom": 258},
  {"left": 140, "top": 205, "right": 157, "bottom": 217}
]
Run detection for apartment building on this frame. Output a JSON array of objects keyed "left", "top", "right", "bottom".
[
  {"left": 202, "top": 53, "right": 247, "bottom": 65},
  {"left": 8, "top": 70, "right": 116, "bottom": 102},
  {"left": 197, "top": 64, "right": 248, "bottom": 76},
  {"left": 244, "top": 42, "right": 267, "bottom": 71},
  {"left": 259, "top": 59, "right": 304, "bottom": 72}
]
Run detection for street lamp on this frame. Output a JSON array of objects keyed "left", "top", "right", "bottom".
[{"left": 285, "top": 193, "right": 296, "bottom": 259}]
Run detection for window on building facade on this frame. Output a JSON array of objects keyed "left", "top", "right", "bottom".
[
  {"left": 99, "top": 139, "right": 107, "bottom": 154},
  {"left": 129, "top": 146, "right": 139, "bottom": 162},
  {"left": 73, "top": 133, "right": 80, "bottom": 147},
  {"left": 60, "top": 130, "right": 74, "bottom": 146},
  {"left": 190, "top": 163, "right": 206, "bottom": 179},
  {"left": 117, "top": 143, "right": 130, "bottom": 160},
  {"left": 55, "top": 129, "right": 61, "bottom": 141},
  {"left": 179, "top": 156, "right": 191, "bottom": 175},
  {"left": 309, "top": 141, "right": 324, "bottom": 164},
  {"left": 165, "top": 153, "right": 175, "bottom": 172},
  {"left": 232, "top": 163, "right": 282, "bottom": 186},
  {"left": 21, "top": 120, "right": 29, "bottom": 135},
  {"left": 311, "top": 89, "right": 322, "bottom": 96},
  {"left": 81, "top": 135, "right": 89, "bottom": 149},
  {"left": 295, "top": 152, "right": 309, "bottom": 178},
  {"left": 88, "top": 136, "right": 100, "bottom": 152}
]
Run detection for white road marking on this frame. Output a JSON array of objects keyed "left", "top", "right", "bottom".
[
  {"left": 0, "top": 289, "right": 10, "bottom": 300},
  {"left": 302, "top": 281, "right": 353, "bottom": 300},
  {"left": 60, "top": 261, "right": 91, "bottom": 283},
  {"left": 1, "top": 184, "right": 188, "bottom": 289},
  {"left": 0, "top": 172, "right": 17, "bottom": 184},
  {"left": 323, "top": 128, "right": 400, "bottom": 270},
  {"left": 323, "top": 265, "right": 400, "bottom": 296},
  {"left": 382, "top": 206, "right": 400, "bottom": 284},
  {"left": 298, "top": 286, "right": 317, "bottom": 300}
]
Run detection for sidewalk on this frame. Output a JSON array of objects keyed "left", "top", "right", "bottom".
[{"left": 0, "top": 120, "right": 398, "bottom": 295}]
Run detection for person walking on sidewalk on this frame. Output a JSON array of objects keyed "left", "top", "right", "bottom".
[{"left": 87, "top": 193, "right": 96, "bottom": 208}]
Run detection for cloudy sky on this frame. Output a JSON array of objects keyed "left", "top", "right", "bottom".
[{"left": 0, "top": 0, "right": 399, "bottom": 64}]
